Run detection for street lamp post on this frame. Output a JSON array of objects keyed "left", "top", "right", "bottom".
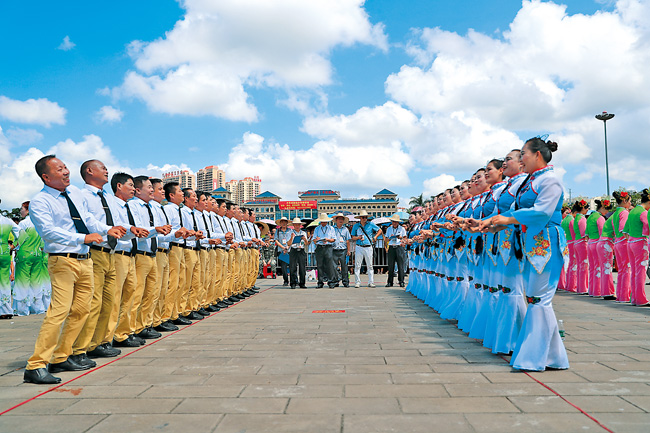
[{"left": 595, "top": 111, "right": 614, "bottom": 196}]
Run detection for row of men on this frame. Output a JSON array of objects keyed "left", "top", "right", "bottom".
[
  {"left": 560, "top": 192, "right": 650, "bottom": 306},
  {"left": 273, "top": 212, "right": 407, "bottom": 289},
  {"left": 23, "top": 155, "right": 266, "bottom": 385}
]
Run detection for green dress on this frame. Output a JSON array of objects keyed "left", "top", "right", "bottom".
[
  {"left": 14, "top": 216, "right": 50, "bottom": 315},
  {"left": 0, "top": 215, "right": 20, "bottom": 315}
]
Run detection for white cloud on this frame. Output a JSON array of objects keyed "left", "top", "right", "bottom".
[
  {"left": 96, "top": 106, "right": 124, "bottom": 124},
  {"left": 4, "top": 127, "right": 43, "bottom": 146},
  {"left": 221, "top": 131, "right": 412, "bottom": 200},
  {"left": 57, "top": 35, "right": 76, "bottom": 51},
  {"left": 422, "top": 174, "right": 460, "bottom": 197},
  {"left": 113, "top": 0, "right": 387, "bottom": 121},
  {"left": 0, "top": 95, "right": 66, "bottom": 127}
]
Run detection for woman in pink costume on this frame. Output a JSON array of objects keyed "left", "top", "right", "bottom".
[
  {"left": 572, "top": 200, "right": 589, "bottom": 295},
  {"left": 586, "top": 200, "right": 611, "bottom": 297},
  {"left": 622, "top": 188, "right": 650, "bottom": 306},
  {"left": 611, "top": 190, "right": 632, "bottom": 302},
  {"left": 565, "top": 206, "right": 578, "bottom": 292},
  {"left": 597, "top": 199, "right": 617, "bottom": 300},
  {"left": 558, "top": 206, "right": 572, "bottom": 291}
]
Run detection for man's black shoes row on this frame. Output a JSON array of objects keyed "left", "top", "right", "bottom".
[{"left": 87, "top": 342, "right": 121, "bottom": 358}]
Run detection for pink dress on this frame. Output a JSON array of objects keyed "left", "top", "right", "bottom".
[
  {"left": 574, "top": 214, "right": 589, "bottom": 294},
  {"left": 613, "top": 209, "right": 631, "bottom": 302},
  {"left": 587, "top": 216, "right": 604, "bottom": 296}
]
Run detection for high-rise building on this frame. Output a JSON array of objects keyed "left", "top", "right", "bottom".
[
  {"left": 162, "top": 170, "right": 196, "bottom": 190},
  {"left": 225, "top": 176, "right": 262, "bottom": 205},
  {"left": 196, "top": 165, "right": 225, "bottom": 192}
]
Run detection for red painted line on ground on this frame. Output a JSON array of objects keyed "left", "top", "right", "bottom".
[
  {"left": 0, "top": 287, "right": 272, "bottom": 417},
  {"left": 498, "top": 355, "right": 614, "bottom": 433},
  {"left": 312, "top": 310, "right": 345, "bottom": 313}
]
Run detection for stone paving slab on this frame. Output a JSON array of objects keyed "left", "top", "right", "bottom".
[{"left": 0, "top": 275, "right": 649, "bottom": 432}]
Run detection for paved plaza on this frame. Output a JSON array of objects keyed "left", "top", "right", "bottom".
[{"left": 0, "top": 274, "right": 649, "bottom": 433}]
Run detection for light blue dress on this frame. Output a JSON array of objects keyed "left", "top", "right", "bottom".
[{"left": 505, "top": 166, "right": 570, "bottom": 371}]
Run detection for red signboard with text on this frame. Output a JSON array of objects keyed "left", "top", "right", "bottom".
[{"left": 278, "top": 200, "right": 317, "bottom": 210}]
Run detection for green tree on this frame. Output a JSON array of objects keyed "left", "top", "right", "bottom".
[
  {"left": 409, "top": 193, "right": 424, "bottom": 209},
  {"left": 0, "top": 207, "right": 20, "bottom": 221}
]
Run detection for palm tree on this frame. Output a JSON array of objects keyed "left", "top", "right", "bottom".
[{"left": 409, "top": 193, "right": 424, "bottom": 209}]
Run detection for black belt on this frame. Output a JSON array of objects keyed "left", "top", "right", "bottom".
[
  {"left": 216, "top": 246, "right": 227, "bottom": 250},
  {"left": 157, "top": 247, "right": 170, "bottom": 254},
  {"left": 90, "top": 245, "right": 112, "bottom": 254},
  {"left": 171, "top": 242, "right": 184, "bottom": 248},
  {"left": 316, "top": 244, "right": 332, "bottom": 247},
  {"left": 114, "top": 250, "right": 134, "bottom": 257},
  {"left": 49, "top": 252, "right": 90, "bottom": 260},
  {"left": 357, "top": 245, "right": 372, "bottom": 248},
  {"left": 135, "top": 251, "right": 156, "bottom": 257}
]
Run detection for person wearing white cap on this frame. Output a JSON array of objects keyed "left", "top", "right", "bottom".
[
  {"left": 313, "top": 213, "right": 337, "bottom": 289},
  {"left": 332, "top": 213, "right": 352, "bottom": 287},
  {"left": 351, "top": 210, "right": 382, "bottom": 288},
  {"left": 288, "top": 218, "right": 308, "bottom": 289},
  {"left": 385, "top": 214, "right": 407, "bottom": 287},
  {"left": 274, "top": 217, "right": 292, "bottom": 286}
]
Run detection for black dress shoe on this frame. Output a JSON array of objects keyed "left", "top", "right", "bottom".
[
  {"left": 291, "top": 285, "right": 297, "bottom": 289},
  {"left": 69, "top": 353, "right": 97, "bottom": 369},
  {"left": 343, "top": 283, "right": 349, "bottom": 287},
  {"left": 137, "top": 328, "right": 162, "bottom": 339},
  {"left": 317, "top": 284, "right": 324, "bottom": 288},
  {"left": 385, "top": 283, "right": 393, "bottom": 287},
  {"left": 216, "top": 301, "right": 229, "bottom": 308},
  {"left": 87, "top": 343, "right": 121, "bottom": 358},
  {"left": 154, "top": 322, "right": 177, "bottom": 332},
  {"left": 48, "top": 358, "right": 91, "bottom": 373},
  {"left": 299, "top": 285, "right": 306, "bottom": 288},
  {"left": 251, "top": 287, "right": 260, "bottom": 292},
  {"left": 399, "top": 283, "right": 405, "bottom": 287},
  {"left": 205, "top": 305, "right": 219, "bottom": 313},
  {"left": 185, "top": 311, "right": 203, "bottom": 320},
  {"left": 222, "top": 299, "right": 234, "bottom": 305},
  {"left": 172, "top": 316, "right": 192, "bottom": 325},
  {"left": 283, "top": 281, "right": 289, "bottom": 286},
  {"left": 113, "top": 336, "right": 140, "bottom": 348},
  {"left": 228, "top": 296, "right": 240, "bottom": 303},
  {"left": 603, "top": 295, "right": 617, "bottom": 300},
  {"left": 24, "top": 368, "right": 61, "bottom": 384},
  {"left": 235, "top": 294, "right": 246, "bottom": 300},
  {"left": 328, "top": 285, "right": 336, "bottom": 289},
  {"left": 197, "top": 308, "right": 211, "bottom": 316}
]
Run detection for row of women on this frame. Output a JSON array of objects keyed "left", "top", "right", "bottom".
[
  {"left": 405, "top": 137, "right": 570, "bottom": 372},
  {"left": 560, "top": 191, "right": 650, "bottom": 306},
  {"left": 0, "top": 201, "right": 51, "bottom": 318}
]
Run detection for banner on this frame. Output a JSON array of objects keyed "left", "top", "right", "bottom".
[{"left": 278, "top": 200, "right": 317, "bottom": 210}]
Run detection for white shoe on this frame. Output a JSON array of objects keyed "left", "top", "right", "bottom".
[
  {"left": 354, "top": 282, "right": 360, "bottom": 288},
  {"left": 368, "top": 283, "right": 376, "bottom": 288}
]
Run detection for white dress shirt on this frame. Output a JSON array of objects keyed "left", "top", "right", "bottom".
[{"left": 29, "top": 184, "right": 109, "bottom": 254}]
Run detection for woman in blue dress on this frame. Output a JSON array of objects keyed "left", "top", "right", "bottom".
[{"left": 482, "top": 137, "right": 569, "bottom": 371}]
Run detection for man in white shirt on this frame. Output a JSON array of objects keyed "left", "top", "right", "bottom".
[
  {"left": 179, "top": 188, "right": 204, "bottom": 320},
  {"left": 24, "top": 155, "right": 126, "bottom": 385},
  {"left": 312, "top": 213, "right": 337, "bottom": 289},
  {"left": 75, "top": 160, "right": 134, "bottom": 363},
  {"left": 288, "top": 218, "right": 308, "bottom": 289},
  {"left": 331, "top": 213, "right": 352, "bottom": 287},
  {"left": 211, "top": 199, "right": 232, "bottom": 308},
  {"left": 385, "top": 214, "right": 407, "bottom": 287}
]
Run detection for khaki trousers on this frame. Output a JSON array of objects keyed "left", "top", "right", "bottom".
[
  {"left": 109, "top": 254, "right": 137, "bottom": 343},
  {"left": 153, "top": 251, "right": 169, "bottom": 327},
  {"left": 164, "top": 244, "right": 185, "bottom": 321},
  {"left": 249, "top": 248, "right": 260, "bottom": 288},
  {"left": 202, "top": 248, "right": 217, "bottom": 307},
  {"left": 134, "top": 254, "right": 158, "bottom": 334},
  {"left": 224, "top": 249, "right": 235, "bottom": 297},
  {"left": 234, "top": 248, "right": 245, "bottom": 293},
  {"left": 212, "top": 248, "right": 227, "bottom": 302},
  {"left": 181, "top": 249, "right": 200, "bottom": 315},
  {"left": 197, "top": 248, "right": 209, "bottom": 309},
  {"left": 73, "top": 250, "right": 116, "bottom": 355},
  {"left": 27, "top": 256, "right": 94, "bottom": 369}
]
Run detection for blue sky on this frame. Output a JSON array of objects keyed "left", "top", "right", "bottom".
[{"left": 2, "top": 0, "right": 647, "bottom": 209}]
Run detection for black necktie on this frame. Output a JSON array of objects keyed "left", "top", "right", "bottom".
[
  {"left": 178, "top": 207, "right": 186, "bottom": 246},
  {"left": 146, "top": 203, "right": 158, "bottom": 253},
  {"left": 216, "top": 215, "right": 226, "bottom": 232},
  {"left": 125, "top": 203, "right": 138, "bottom": 252},
  {"left": 190, "top": 210, "right": 200, "bottom": 249},
  {"left": 61, "top": 191, "right": 90, "bottom": 235},
  {"left": 97, "top": 191, "right": 117, "bottom": 249},
  {"left": 202, "top": 214, "right": 211, "bottom": 238},
  {"left": 160, "top": 205, "right": 170, "bottom": 224}
]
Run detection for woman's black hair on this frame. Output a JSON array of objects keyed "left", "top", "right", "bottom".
[
  {"left": 487, "top": 158, "right": 504, "bottom": 170},
  {"left": 524, "top": 137, "right": 558, "bottom": 163},
  {"left": 612, "top": 190, "right": 630, "bottom": 205},
  {"left": 641, "top": 188, "right": 650, "bottom": 204},
  {"left": 571, "top": 200, "right": 587, "bottom": 212}
]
